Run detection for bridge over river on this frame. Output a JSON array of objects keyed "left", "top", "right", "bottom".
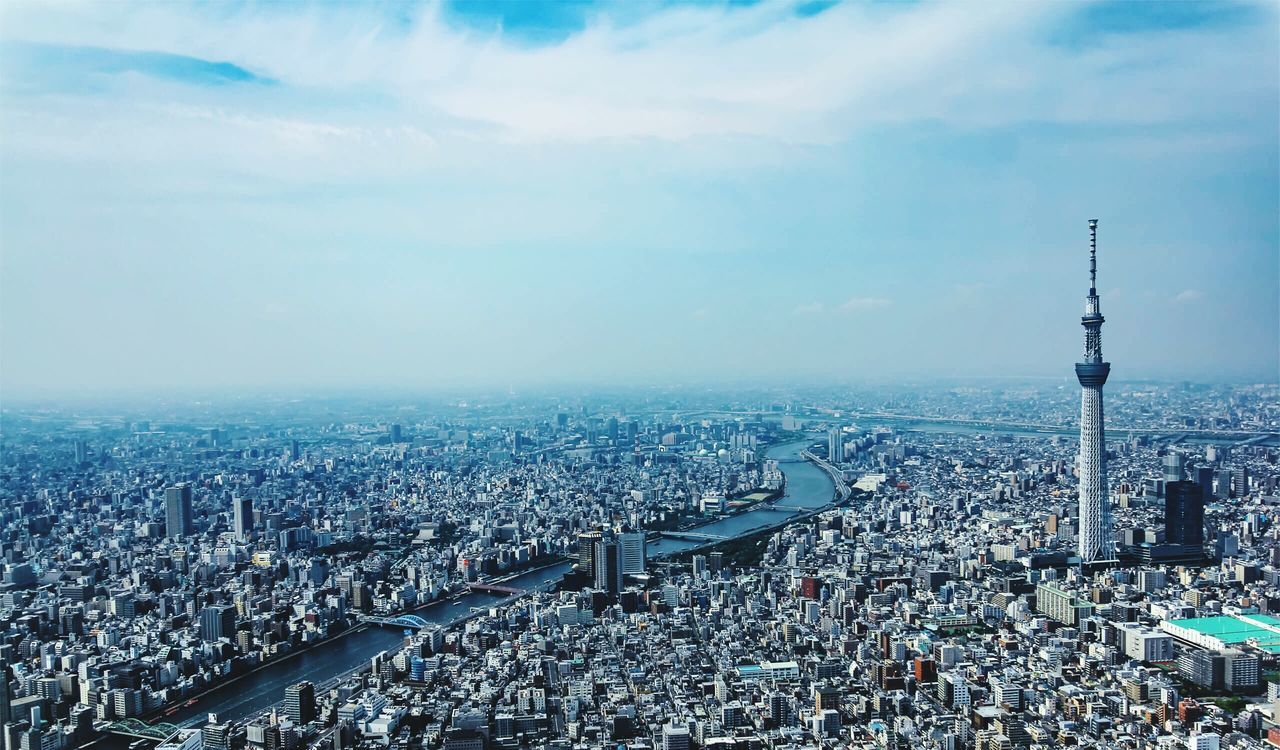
[{"left": 93, "top": 439, "right": 841, "bottom": 750}]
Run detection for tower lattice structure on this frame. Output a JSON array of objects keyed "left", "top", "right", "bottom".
[{"left": 1075, "top": 219, "right": 1112, "bottom": 563}]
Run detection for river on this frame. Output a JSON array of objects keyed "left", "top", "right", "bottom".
[{"left": 100, "top": 438, "right": 833, "bottom": 745}]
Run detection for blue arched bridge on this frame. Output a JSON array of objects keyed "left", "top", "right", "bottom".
[{"left": 360, "top": 614, "right": 432, "bottom": 630}]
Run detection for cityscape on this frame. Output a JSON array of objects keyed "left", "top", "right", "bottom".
[{"left": 1, "top": 3, "right": 1278, "bottom": 750}]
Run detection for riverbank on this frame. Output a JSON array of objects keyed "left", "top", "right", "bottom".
[
  {"left": 114, "top": 440, "right": 828, "bottom": 737},
  {"left": 140, "top": 555, "right": 571, "bottom": 725},
  {"left": 650, "top": 436, "right": 808, "bottom": 541}
]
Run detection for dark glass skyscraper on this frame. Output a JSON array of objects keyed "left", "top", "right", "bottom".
[
  {"left": 166, "top": 483, "right": 194, "bottom": 538},
  {"left": 1165, "top": 481, "right": 1204, "bottom": 548},
  {"left": 594, "top": 538, "right": 622, "bottom": 594}
]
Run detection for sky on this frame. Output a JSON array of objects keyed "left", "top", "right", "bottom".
[{"left": 1, "top": 0, "right": 1277, "bottom": 397}]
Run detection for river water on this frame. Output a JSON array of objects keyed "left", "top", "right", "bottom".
[{"left": 102, "top": 438, "right": 833, "bottom": 744}]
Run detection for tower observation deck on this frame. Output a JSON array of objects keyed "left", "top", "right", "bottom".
[{"left": 1076, "top": 219, "right": 1113, "bottom": 564}]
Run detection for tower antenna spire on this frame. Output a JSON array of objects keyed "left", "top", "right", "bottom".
[
  {"left": 1088, "top": 219, "right": 1098, "bottom": 294},
  {"left": 1076, "top": 217, "right": 1111, "bottom": 566}
]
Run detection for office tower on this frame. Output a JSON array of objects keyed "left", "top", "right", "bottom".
[
  {"left": 577, "top": 530, "right": 603, "bottom": 578},
  {"left": 165, "top": 483, "right": 194, "bottom": 539},
  {"left": 1162, "top": 452, "right": 1184, "bottom": 483},
  {"left": 1075, "top": 220, "right": 1113, "bottom": 564},
  {"left": 389, "top": 424, "right": 403, "bottom": 443},
  {"left": 200, "top": 604, "right": 236, "bottom": 643},
  {"left": 232, "top": 496, "right": 253, "bottom": 542},
  {"left": 1194, "top": 465, "right": 1215, "bottom": 502},
  {"left": 284, "top": 681, "right": 316, "bottom": 725},
  {"left": 827, "top": 427, "right": 842, "bottom": 463},
  {"left": 1233, "top": 466, "right": 1249, "bottom": 498},
  {"left": 1165, "top": 481, "right": 1205, "bottom": 548},
  {"left": 618, "top": 532, "right": 646, "bottom": 575},
  {"left": 594, "top": 538, "right": 622, "bottom": 594}
]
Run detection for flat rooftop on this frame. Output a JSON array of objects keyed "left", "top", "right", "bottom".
[{"left": 1167, "top": 614, "right": 1280, "bottom": 653}]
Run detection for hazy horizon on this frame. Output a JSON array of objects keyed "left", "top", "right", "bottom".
[{"left": 2, "top": 0, "right": 1277, "bottom": 396}]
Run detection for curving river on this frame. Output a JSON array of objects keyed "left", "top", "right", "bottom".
[{"left": 101, "top": 437, "right": 833, "bottom": 744}]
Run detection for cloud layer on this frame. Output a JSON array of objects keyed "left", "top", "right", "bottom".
[{"left": 0, "top": 0, "right": 1276, "bottom": 393}]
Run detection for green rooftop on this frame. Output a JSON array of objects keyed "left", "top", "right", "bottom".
[{"left": 1168, "top": 615, "right": 1280, "bottom": 654}]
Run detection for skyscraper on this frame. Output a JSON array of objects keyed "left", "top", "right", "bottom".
[
  {"left": 1075, "top": 219, "right": 1113, "bottom": 564},
  {"left": 1165, "top": 481, "right": 1205, "bottom": 548},
  {"left": 577, "top": 530, "right": 603, "bottom": 577},
  {"left": 594, "top": 537, "right": 622, "bottom": 594},
  {"left": 827, "top": 427, "right": 842, "bottom": 464},
  {"left": 232, "top": 496, "right": 253, "bottom": 542},
  {"left": 166, "top": 483, "right": 194, "bottom": 539},
  {"left": 618, "top": 531, "right": 646, "bottom": 575}
]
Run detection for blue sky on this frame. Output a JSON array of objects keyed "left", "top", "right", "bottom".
[{"left": 0, "top": 0, "right": 1276, "bottom": 395}]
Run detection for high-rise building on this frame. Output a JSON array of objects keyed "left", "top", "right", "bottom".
[
  {"left": 232, "top": 496, "right": 253, "bottom": 542},
  {"left": 1195, "top": 466, "right": 1215, "bottom": 503},
  {"left": 165, "top": 483, "right": 194, "bottom": 539},
  {"left": 769, "top": 692, "right": 793, "bottom": 727},
  {"left": 577, "top": 530, "right": 603, "bottom": 577},
  {"left": 200, "top": 604, "right": 236, "bottom": 643},
  {"left": 284, "top": 681, "right": 317, "bottom": 725},
  {"left": 662, "top": 723, "right": 690, "bottom": 750},
  {"left": 1075, "top": 220, "right": 1113, "bottom": 564},
  {"left": 0, "top": 662, "right": 11, "bottom": 729},
  {"left": 1162, "top": 452, "right": 1185, "bottom": 483},
  {"left": 827, "top": 427, "right": 842, "bottom": 464},
  {"left": 594, "top": 538, "right": 622, "bottom": 594},
  {"left": 1165, "top": 481, "right": 1205, "bottom": 548},
  {"left": 1233, "top": 466, "right": 1249, "bottom": 498},
  {"left": 618, "top": 532, "right": 646, "bottom": 575}
]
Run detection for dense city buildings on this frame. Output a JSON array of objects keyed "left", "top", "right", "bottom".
[
  {"left": 0, "top": 376, "right": 1277, "bottom": 750},
  {"left": 0, "top": 216, "right": 1275, "bottom": 750}
]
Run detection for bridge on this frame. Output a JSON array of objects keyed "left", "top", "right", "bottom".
[
  {"left": 359, "top": 613, "right": 434, "bottom": 630},
  {"left": 800, "top": 450, "right": 852, "bottom": 500},
  {"left": 108, "top": 719, "right": 182, "bottom": 740},
  {"left": 658, "top": 530, "right": 729, "bottom": 542},
  {"left": 468, "top": 582, "right": 525, "bottom": 595}
]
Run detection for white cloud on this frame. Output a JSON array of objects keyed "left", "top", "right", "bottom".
[
  {"left": 1174, "top": 289, "right": 1206, "bottom": 304},
  {"left": 838, "top": 296, "right": 891, "bottom": 313},
  {"left": 0, "top": 0, "right": 1274, "bottom": 151}
]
